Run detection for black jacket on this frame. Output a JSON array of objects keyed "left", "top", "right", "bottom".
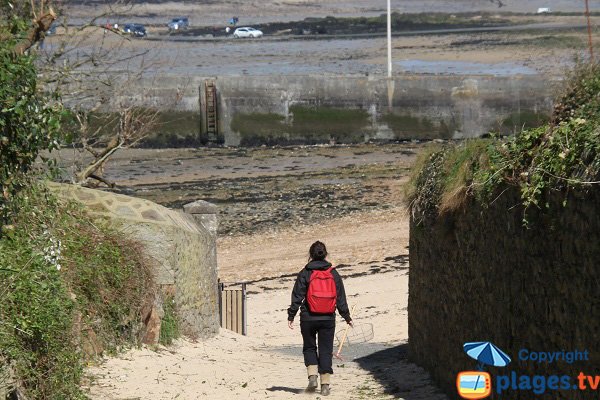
[{"left": 287, "top": 260, "right": 352, "bottom": 322}]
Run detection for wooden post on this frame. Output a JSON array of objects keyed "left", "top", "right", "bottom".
[
  {"left": 241, "top": 283, "right": 247, "bottom": 336},
  {"left": 218, "top": 281, "right": 223, "bottom": 327},
  {"left": 226, "top": 290, "right": 233, "bottom": 331}
]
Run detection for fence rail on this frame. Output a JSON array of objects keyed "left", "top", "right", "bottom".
[{"left": 218, "top": 282, "right": 247, "bottom": 335}]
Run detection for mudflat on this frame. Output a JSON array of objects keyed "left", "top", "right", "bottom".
[
  {"left": 46, "top": 0, "right": 600, "bottom": 78},
  {"left": 56, "top": 143, "right": 421, "bottom": 235}
]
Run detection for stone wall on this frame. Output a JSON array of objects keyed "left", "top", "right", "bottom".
[
  {"left": 408, "top": 188, "right": 600, "bottom": 399},
  {"left": 204, "top": 74, "right": 556, "bottom": 146},
  {"left": 50, "top": 183, "right": 219, "bottom": 341},
  {"left": 85, "top": 73, "right": 557, "bottom": 147}
]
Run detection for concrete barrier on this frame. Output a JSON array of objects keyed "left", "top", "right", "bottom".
[
  {"left": 98, "top": 73, "right": 557, "bottom": 146},
  {"left": 202, "top": 74, "right": 557, "bottom": 146}
]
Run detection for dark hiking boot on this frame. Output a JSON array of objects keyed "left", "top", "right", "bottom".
[
  {"left": 306, "top": 375, "right": 318, "bottom": 392},
  {"left": 321, "top": 384, "right": 331, "bottom": 396}
]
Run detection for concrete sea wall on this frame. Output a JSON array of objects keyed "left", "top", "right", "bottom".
[
  {"left": 97, "top": 73, "right": 557, "bottom": 147},
  {"left": 408, "top": 188, "right": 600, "bottom": 399},
  {"left": 203, "top": 75, "right": 557, "bottom": 146},
  {"left": 50, "top": 183, "right": 219, "bottom": 342}
]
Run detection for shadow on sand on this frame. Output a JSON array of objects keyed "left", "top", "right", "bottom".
[
  {"left": 266, "top": 386, "right": 306, "bottom": 394},
  {"left": 354, "top": 343, "right": 448, "bottom": 399}
]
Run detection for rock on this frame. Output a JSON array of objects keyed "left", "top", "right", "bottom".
[
  {"left": 183, "top": 200, "right": 218, "bottom": 215},
  {"left": 143, "top": 305, "right": 162, "bottom": 345}
]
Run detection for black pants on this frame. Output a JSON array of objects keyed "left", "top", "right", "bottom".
[{"left": 300, "top": 319, "right": 335, "bottom": 374}]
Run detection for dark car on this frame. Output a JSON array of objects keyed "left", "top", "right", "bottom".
[{"left": 123, "top": 23, "right": 146, "bottom": 37}]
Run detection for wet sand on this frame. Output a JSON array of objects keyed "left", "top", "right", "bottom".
[
  {"left": 55, "top": 143, "right": 421, "bottom": 235},
  {"left": 42, "top": 22, "right": 597, "bottom": 78},
  {"left": 65, "top": 0, "right": 600, "bottom": 26}
]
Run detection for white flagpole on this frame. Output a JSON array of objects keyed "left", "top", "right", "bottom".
[{"left": 387, "top": 0, "right": 392, "bottom": 78}]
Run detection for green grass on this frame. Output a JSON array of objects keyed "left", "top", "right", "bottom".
[
  {"left": 0, "top": 183, "right": 153, "bottom": 398},
  {"left": 316, "top": 12, "right": 513, "bottom": 30},
  {"left": 159, "top": 294, "right": 180, "bottom": 346}
]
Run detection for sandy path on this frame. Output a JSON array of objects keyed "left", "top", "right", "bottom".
[
  {"left": 86, "top": 270, "right": 446, "bottom": 400},
  {"left": 86, "top": 207, "right": 447, "bottom": 399},
  {"left": 217, "top": 206, "right": 410, "bottom": 283}
]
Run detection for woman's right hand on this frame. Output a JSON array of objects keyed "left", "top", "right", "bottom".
[
  {"left": 288, "top": 320, "right": 294, "bottom": 330},
  {"left": 347, "top": 320, "right": 353, "bottom": 328}
]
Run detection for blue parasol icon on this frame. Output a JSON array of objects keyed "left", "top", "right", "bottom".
[{"left": 463, "top": 341, "right": 511, "bottom": 369}]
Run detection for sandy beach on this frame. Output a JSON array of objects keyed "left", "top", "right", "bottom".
[{"left": 85, "top": 204, "right": 448, "bottom": 399}]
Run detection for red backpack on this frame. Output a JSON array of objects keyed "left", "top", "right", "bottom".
[{"left": 307, "top": 267, "right": 337, "bottom": 314}]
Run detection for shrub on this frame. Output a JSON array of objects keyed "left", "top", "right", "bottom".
[
  {"left": 0, "top": 184, "right": 154, "bottom": 398},
  {"left": 0, "top": 29, "right": 62, "bottom": 231}
]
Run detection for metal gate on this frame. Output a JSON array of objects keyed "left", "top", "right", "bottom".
[{"left": 218, "top": 282, "right": 247, "bottom": 335}]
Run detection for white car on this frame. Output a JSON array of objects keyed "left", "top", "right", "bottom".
[{"left": 233, "top": 27, "right": 263, "bottom": 38}]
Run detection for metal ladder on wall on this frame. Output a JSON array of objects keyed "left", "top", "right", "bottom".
[{"left": 205, "top": 80, "right": 218, "bottom": 143}]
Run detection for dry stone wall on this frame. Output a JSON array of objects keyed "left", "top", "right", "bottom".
[
  {"left": 408, "top": 188, "right": 600, "bottom": 399},
  {"left": 50, "top": 183, "right": 219, "bottom": 341}
]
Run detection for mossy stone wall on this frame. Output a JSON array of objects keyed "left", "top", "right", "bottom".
[
  {"left": 50, "top": 183, "right": 219, "bottom": 340},
  {"left": 409, "top": 187, "right": 600, "bottom": 399}
]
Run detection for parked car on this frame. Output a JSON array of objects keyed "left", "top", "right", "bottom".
[
  {"left": 233, "top": 27, "right": 263, "bottom": 38},
  {"left": 168, "top": 17, "right": 189, "bottom": 31},
  {"left": 536, "top": 7, "right": 551, "bottom": 14},
  {"left": 123, "top": 23, "right": 146, "bottom": 37}
]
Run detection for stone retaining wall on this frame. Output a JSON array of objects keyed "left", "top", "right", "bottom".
[
  {"left": 50, "top": 183, "right": 219, "bottom": 341},
  {"left": 408, "top": 188, "right": 600, "bottom": 399}
]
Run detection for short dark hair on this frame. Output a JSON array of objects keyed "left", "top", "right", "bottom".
[{"left": 309, "top": 241, "right": 328, "bottom": 261}]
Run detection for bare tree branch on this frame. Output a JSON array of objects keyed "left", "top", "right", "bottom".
[
  {"left": 13, "top": 8, "right": 56, "bottom": 55},
  {"left": 88, "top": 174, "right": 116, "bottom": 188}
]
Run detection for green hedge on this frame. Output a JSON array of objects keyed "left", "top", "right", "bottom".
[{"left": 0, "top": 184, "right": 154, "bottom": 398}]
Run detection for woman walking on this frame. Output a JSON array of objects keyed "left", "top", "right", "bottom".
[{"left": 287, "top": 241, "right": 352, "bottom": 396}]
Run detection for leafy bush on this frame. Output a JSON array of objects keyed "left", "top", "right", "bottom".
[
  {"left": 1, "top": 11, "right": 155, "bottom": 399},
  {"left": 0, "top": 184, "right": 154, "bottom": 398},
  {"left": 553, "top": 63, "right": 600, "bottom": 123},
  {"left": 0, "top": 30, "right": 62, "bottom": 230}
]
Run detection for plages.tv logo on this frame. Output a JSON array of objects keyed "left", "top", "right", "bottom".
[{"left": 456, "top": 341, "right": 511, "bottom": 399}]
